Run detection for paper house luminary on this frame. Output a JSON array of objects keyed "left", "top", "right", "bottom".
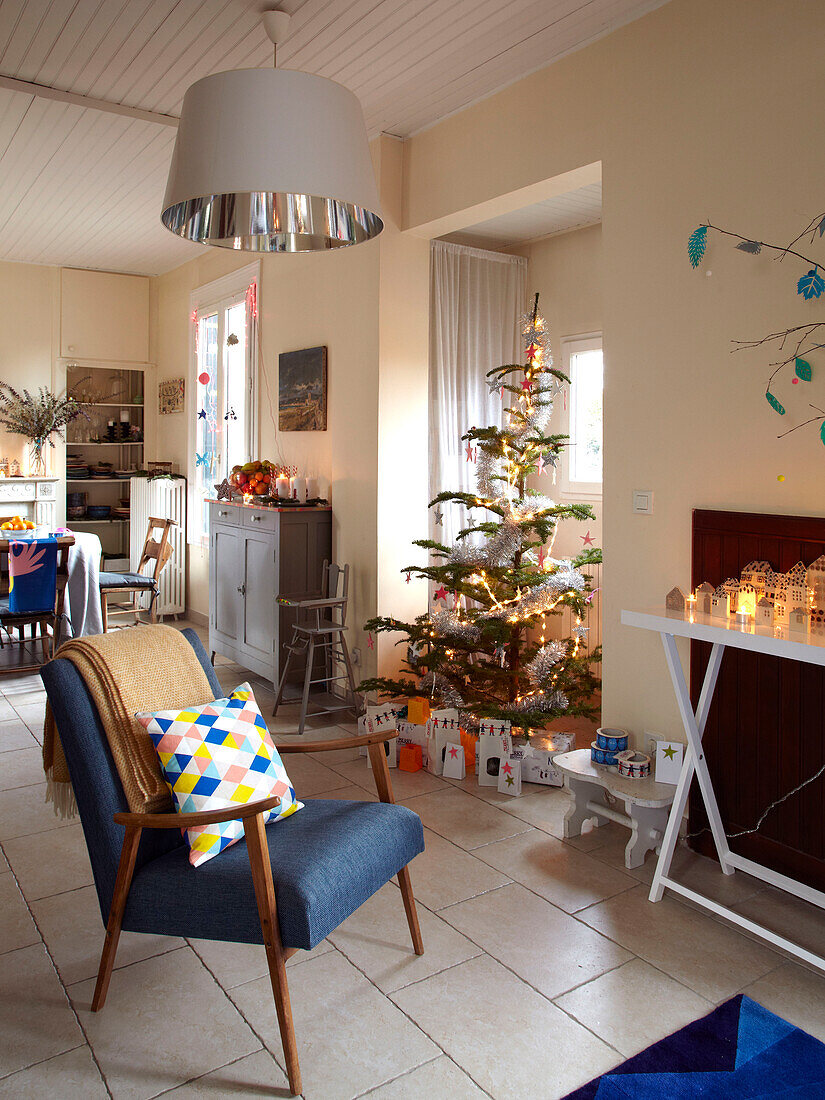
[
  {"left": 756, "top": 597, "right": 774, "bottom": 627},
  {"left": 737, "top": 582, "right": 758, "bottom": 617},
  {"left": 810, "top": 607, "right": 825, "bottom": 637},
  {"left": 806, "top": 555, "right": 825, "bottom": 604},
  {"left": 665, "top": 586, "right": 688, "bottom": 612},
  {"left": 477, "top": 720, "right": 511, "bottom": 787},
  {"left": 711, "top": 588, "right": 730, "bottom": 619},
  {"left": 694, "top": 581, "right": 714, "bottom": 615},
  {"left": 722, "top": 578, "right": 740, "bottom": 613},
  {"left": 441, "top": 742, "right": 466, "bottom": 780},
  {"left": 788, "top": 606, "right": 809, "bottom": 634},
  {"left": 741, "top": 560, "right": 771, "bottom": 593}
]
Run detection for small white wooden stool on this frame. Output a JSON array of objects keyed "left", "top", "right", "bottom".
[{"left": 553, "top": 749, "right": 675, "bottom": 869}]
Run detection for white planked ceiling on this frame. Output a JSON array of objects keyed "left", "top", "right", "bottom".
[
  {"left": 444, "top": 181, "right": 602, "bottom": 249},
  {"left": 0, "top": 0, "right": 666, "bottom": 276}
]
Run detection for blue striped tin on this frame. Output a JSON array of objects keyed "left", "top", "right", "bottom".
[
  {"left": 591, "top": 741, "right": 619, "bottom": 766},
  {"left": 596, "top": 727, "right": 629, "bottom": 753}
]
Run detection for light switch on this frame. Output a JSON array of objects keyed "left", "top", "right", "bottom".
[{"left": 632, "top": 490, "right": 653, "bottom": 515}]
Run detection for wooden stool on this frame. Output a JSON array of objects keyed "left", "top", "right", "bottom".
[{"left": 552, "top": 749, "right": 675, "bottom": 869}]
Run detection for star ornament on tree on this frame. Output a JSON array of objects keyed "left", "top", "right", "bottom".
[
  {"left": 434, "top": 585, "right": 449, "bottom": 603},
  {"left": 581, "top": 530, "right": 595, "bottom": 547},
  {"left": 536, "top": 454, "right": 546, "bottom": 476}
]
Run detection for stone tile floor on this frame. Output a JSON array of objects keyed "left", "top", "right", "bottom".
[{"left": 1, "top": 622, "right": 825, "bottom": 1096}]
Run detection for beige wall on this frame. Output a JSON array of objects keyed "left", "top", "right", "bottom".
[
  {"left": 401, "top": 0, "right": 825, "bottom": 745},
  {"left": 151, "top": 229, "right": 382, "bottom": 677},
  {"left": 513, "top": 224, "right": 604, "bottom": 560},
  {"left": 0, "top": 262, "right": 59, "bottom": 475}
]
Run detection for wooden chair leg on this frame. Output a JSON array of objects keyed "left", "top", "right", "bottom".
[
  {"left": 298, "top": 637, "right": 315, "bottom": 736},
  {"left": 397, "top": 865, "right": 424, "bottom": 956},
  {"left": 100, "top": 592, "right": 109, "bottom": 633},
  {"left": 243, "top": 812, "right": 302, "bottom": 1096},
  {"left": 92, "top": 824, "right": 142, "bottom": 1011}
]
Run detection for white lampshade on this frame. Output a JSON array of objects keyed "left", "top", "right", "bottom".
[{"left": 161, "top": 68, "right": 383, "bottom": 252}]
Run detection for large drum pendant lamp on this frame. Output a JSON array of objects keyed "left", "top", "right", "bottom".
[{"left": 161, "top": 11, "right": 382, "bottom": 252}]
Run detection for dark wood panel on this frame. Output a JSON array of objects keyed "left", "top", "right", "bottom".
[{"left": 690, "top": 509, "right": 825, "bottom": 889}]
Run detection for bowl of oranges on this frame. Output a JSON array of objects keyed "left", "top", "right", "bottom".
[{"left": 1, "top": 516, "right": 35, "bottom": 532}]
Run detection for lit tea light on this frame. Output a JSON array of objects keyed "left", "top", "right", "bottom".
[
  {"left": 735, "top": 608, "right": 752, "bottom": 627},
  {"left": 243, "top": 492, "right": 253, "bottom": 505}
]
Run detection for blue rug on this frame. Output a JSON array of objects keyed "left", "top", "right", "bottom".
[{"left": 564, "top": 994, "right": 825, "bottom": 1098}]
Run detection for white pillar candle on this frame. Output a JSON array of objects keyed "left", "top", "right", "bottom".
[
  {"left": 276, "top": 475, "right": 290, "bottom": 499},
  {"left": 292, "top": 477, "right": 307, "bottom": 502}
]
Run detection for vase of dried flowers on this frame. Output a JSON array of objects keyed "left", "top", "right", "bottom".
[{"left": 0, "top": 384, "right": 85, "bottom": 477}]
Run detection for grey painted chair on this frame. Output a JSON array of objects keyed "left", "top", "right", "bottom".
[
  {"left": 40, "top": 628, "right": 424, "bottom": 1096},
  {"left": 273, "top": 560, "right": 362, "bottom": 733}
]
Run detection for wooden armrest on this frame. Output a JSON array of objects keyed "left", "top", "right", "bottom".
[
  {"left": 276, "top": 730, "right": 394, "bottom": 754},
  {"left": 113, "top": 794, "right": 281, "bottom": 830}
]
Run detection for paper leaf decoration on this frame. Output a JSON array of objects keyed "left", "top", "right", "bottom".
[
  {"left": 765, "top": 391, "right": 786, "bottom": 415},
  {"left": 736, "top": 240, "right": 762, "bottom": 254},
  {"left": 819, "top": 216, "right": 825, "bottom": 238},
  {"left": 687, "top": 225, "right": 708, "bottom": 268},
  {"left": 795, "top": 357, "right": 812, "bottom": 382},
  {"left": 821, "top": 420, "right": 825, "bottom": 447},
  {"left": 797, "top": 267, "right": 825, "bottom": 300}
]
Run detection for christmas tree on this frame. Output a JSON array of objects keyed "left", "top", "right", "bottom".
[{"left": 359, "top": 294, "right": 601, "bottom": 732}]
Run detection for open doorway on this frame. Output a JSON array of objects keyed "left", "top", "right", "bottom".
[{"left": 430, "top": 165, "right": 604, "bottom": 739}]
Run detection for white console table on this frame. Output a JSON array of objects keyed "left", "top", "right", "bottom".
[
  {"left": 622, "top": 606, "right": 825, "bottom": 972},
  {"left": 0, "top": 477, "right": 59, "bottom": 526}
]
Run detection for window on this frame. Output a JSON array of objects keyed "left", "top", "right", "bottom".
[
  {"left": 561, "top": 334, "right": 603, "bottom": 497},
  {"left": 190, "top": 264, "right": 259, "bottom": 543}
]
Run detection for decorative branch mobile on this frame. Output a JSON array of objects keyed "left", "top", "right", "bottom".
[{"left": 687, "top": 213, "right": 825, "bottom": 445}]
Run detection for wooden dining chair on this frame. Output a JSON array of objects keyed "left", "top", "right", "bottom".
[
  {"left": 98, "top": 517, "right": 175, "bottom": 631},
  {"left": 0, "top": 535, "right": 72, "bottom": 665},
  {"left": 41, "top": 628, "right": 425, "bottom": 1097}
]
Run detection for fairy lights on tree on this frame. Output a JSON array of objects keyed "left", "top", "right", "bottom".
[{"left": 358, "top": 294, "right": 602, "bottom": 732}]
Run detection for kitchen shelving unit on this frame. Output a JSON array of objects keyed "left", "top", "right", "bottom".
[{"left": 65, "top": 363, "right": 145, "bottom": 565}]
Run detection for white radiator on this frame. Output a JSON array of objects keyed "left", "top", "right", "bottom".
[{"left": 129, "top": 478, "right": 186, "bottom": 616}]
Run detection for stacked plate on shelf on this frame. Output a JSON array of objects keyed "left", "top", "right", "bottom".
[
  {"left": 91, "top": 463, "right": 114, "bottom": 478},
  {"left": 86, "top": 505, "right": 111, "bottom": 519},
  {"left": 66, "top": 455, "right": 89, "bottom": 480}
]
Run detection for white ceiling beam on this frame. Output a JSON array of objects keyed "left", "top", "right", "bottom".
[{"left": 0, "top": 74, "right": 179, "bottom": 128}]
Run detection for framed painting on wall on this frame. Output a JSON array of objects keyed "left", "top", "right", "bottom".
[
  {"left": 158, "top": 377, "right": 185, "bottom": 414},
  {"left": 278, "top": 346, "right": 327, "bottom": 431}
]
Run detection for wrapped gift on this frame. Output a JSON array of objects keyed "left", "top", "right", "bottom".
[
  {"left": 397, "top": 719, "right": 429, "bottom": 768},
  {"left": 498, "top": 749, "right": 523, "bottom": 796},
  {"left": 521, "top": 749, "right": 563, "bottom": 786},
  {"left": 407, "top": 696, "right": 431, "bottom": 725},
  {"left": 399, "top": 744, "right": 423, "bottom": 772},
  {"left": 425, "top": 708, "right": 462, "bottom": 775},
  {"left": 364, "top": 704, "right": 398, "bottom": 769},
  {"left": 460, "top": 729, "right": 478, "bottom": 771},
  {"left": 442, "top": 742, "right": 466, "bottom": 779}
]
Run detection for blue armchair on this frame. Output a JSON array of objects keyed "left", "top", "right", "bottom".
[{"left": 41, "top": 629, "right": 425, "bottom": 1096}]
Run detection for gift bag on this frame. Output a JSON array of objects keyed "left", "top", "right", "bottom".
[
  {"left": 397, "top": 719, "right": 428, "bottom": 769},
  {"left": 498, "top": 747, "right": 523, "bottom": 796},
  {"left": 365, "top": 704, "right": 398, "bottom": 769},
  {"left": 425, "top": 708, "right": 462, "bottom": 775},
  {"left": 442, "top": 741, "right": 466, "bottom": 779}
]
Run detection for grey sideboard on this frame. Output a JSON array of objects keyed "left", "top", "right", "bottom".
[{"left": 208, "top": 500, "right": 332, "bottom": 687}]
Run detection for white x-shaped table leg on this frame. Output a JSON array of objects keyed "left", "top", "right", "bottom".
[{"left": 649, "top": 635, "right": 733, "bottom": 902}]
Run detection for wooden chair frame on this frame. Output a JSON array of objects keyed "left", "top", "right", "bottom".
[
  {"left": 0, "top": 535, "right": 73, "bottom": 668},
  {"left": 100, "top": 517, "right": 175, "bottom": 631},
  {"left": 93, "top": 729, "right": 423, "bottom": 1097}
]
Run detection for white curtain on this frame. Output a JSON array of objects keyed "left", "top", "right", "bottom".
[{"left": 429, "top": 240, "right": 527, "bottom": 551}]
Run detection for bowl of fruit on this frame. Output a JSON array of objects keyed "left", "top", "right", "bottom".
[
  {"left": 1, "top": 516, "right": 35, "bottom": 532},
  {"left": 229, "top": 460, "right": 276, "bottom": 498}
]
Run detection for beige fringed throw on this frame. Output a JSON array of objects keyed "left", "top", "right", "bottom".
[{"left": 43, "top": 625, "right": 214, "bottom": 818}]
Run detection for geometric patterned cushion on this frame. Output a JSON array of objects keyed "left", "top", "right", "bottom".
[{"left": 135, "top": 683, "right": 302, "bottom": 867}]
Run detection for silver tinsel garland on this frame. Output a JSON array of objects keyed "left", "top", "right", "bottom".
[
  {"left": 511, "top": 689, "right": 568, "bottom": 714},
  {"left": 520, "top": 310, "right": 552, "bottom": 365},
  {"left": 515, "top": 568, "right": 586, "bottom": 618},
  {"left": 525, "top": 642, "right": 567, "bottom": 686},
  {"left": 419, "top": 671, "right": 464, "bottom": 709},
  {"left": 476, "top": 449, "right": 499, "bottom": 498},
  {"left": 509, "top": 495, "right": 556, "bottom": 522},
  {"left": 431, "top": 609, "right": 481, "bottom": 644},
  {"left": 449, "top": 541, "right": 483, "bottom": 567},
  {"left": 482, "top": 517, "right": 523, "bottom": 567}
]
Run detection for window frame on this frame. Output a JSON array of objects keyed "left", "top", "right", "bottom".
[
  {"left": 559, "top": 332, "right": 603, "bottom": 501},
  {"left": 188, "top": 262, "right": 260, "bottom": 546}
]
